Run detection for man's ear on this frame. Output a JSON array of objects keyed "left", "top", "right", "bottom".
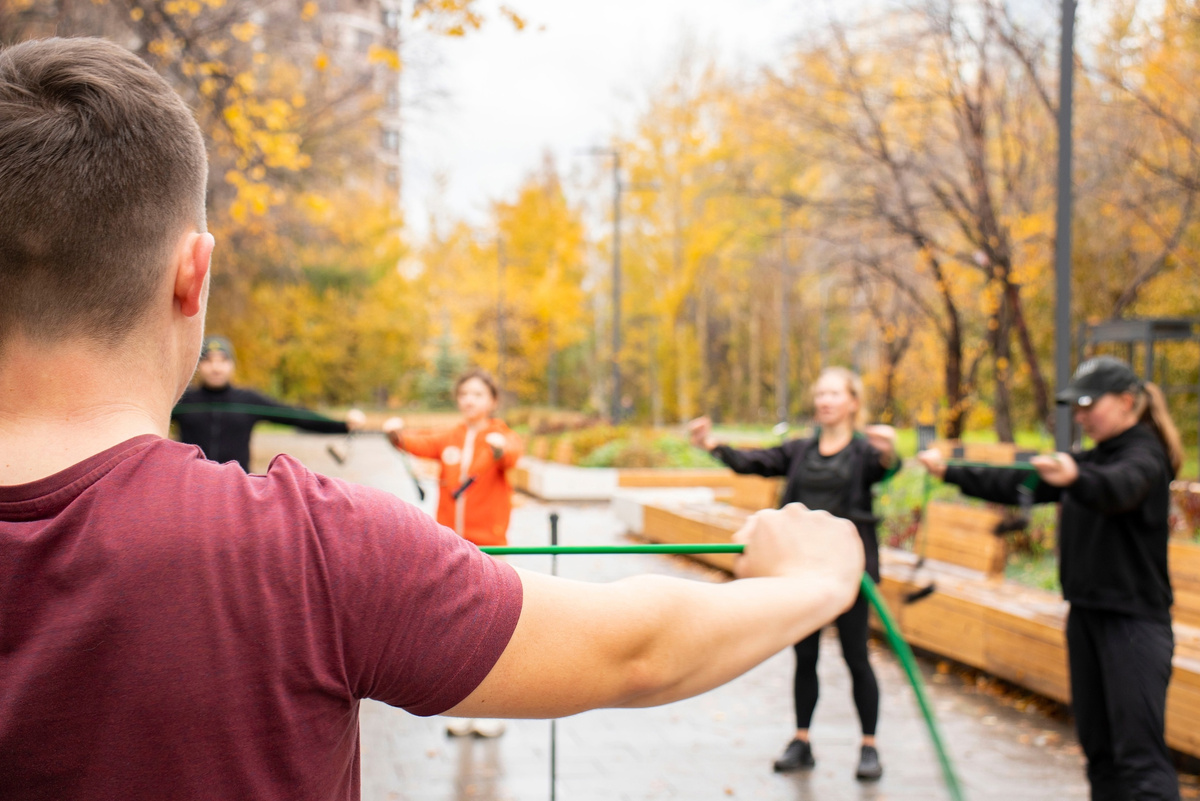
[{"left": 174, "top": 231, "right": 215, "bottom": 318}]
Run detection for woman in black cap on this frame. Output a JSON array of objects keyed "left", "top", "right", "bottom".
[{"left": 919, "top": 356, "right": 1184, "bottom": 801}]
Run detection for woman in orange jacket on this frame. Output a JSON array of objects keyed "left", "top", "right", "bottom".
[
  {"left": 382, "top": 368, "right": 522, "bottom": 548},
  {"left": 383, "top": 368, "right": 521, "bottom": 739}
]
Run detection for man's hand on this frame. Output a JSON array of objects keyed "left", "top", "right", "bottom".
[
  {"left": 733, "top": 503, "right": 863, "bottom": 589},
  {"left": 687, "top": 416, "right": 716, "bottom": 450},
  {"left": 485, "top": 432, "right": 507, "bottom": 459},
  {"left": 864, "top": 424, "right": 897, "bottom": 467},
  {"left": 449, "top": 502, "right": 864, "bottom": 719},
  {"left": 917, "top": 448, "right": 948, "bottom": 479},
  {"left": 1030, "top": 453, "right": 1078, "bottom": 486},
  {"left": 346, "top": 409, "right": 366, "bottom": 431}
]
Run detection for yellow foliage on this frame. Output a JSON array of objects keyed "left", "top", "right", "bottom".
[
  {"left": 367, "top": 44, "right": 401, "bottom": 71},
  {"left": 230, "top": 21, "right": 258, "bottom": 42}
]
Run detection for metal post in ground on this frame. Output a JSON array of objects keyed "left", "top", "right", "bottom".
[
  {"left": 1054, "top": 0, "right": 1077, "bottom": 452},
  {"left": 549, "top": 512, "right": 559, "bottom": 801}
]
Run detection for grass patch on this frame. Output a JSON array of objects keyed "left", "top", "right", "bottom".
[
  {"left": 1006, "top": 552, "right": 1061, "bottom": 592},
  {"left": 578, "top": 432, "right": 723, "bottom": 468}
]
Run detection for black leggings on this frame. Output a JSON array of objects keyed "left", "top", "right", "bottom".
[{"left": 793, "top": 589, "right": 879, "bottom": 736}]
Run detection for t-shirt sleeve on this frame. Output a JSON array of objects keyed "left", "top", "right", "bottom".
[{"left": 301, "top": 467, "right": 523, "bottom": 716}]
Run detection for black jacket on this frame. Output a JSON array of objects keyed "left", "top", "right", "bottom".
[
  {"left": 711, "top": 435, "right": 892, "bottom": 582},
  {"left": 172, "top": 385, "right": 349, "bottom": 472},
  {"left": 945, "top": 423, "right": 1173, "bottom": 621}
]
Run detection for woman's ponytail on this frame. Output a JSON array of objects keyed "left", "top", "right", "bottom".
[{"left": 1136, "top": 382, "right": 1184, "bottom": 477}]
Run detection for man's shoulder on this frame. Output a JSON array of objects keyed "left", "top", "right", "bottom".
[{"left": 126, "top": 443, "right": 425, "bottom": 548}]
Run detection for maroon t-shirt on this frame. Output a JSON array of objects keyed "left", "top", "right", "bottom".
[{"left": 0, "top": 435, "right": 523, "bottom": 800}]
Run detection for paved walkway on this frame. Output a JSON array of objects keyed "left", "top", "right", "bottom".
[{"left": 255, "top": 432, "right": 1092, "bottom": 800}]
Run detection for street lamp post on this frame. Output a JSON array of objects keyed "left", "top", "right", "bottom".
[{"left": 1054, "top": 0, "right": 1077, "bottom": 451}]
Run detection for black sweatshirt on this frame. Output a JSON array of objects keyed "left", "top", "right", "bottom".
[
  {"left": 711, "top": 435, "right": 892, "bottom": 582},
  {"left": 944, "top": 423, "right": 1173, "bottom": 622},
  {"left": 172, "top": 385, "right": 349, "bottom": 472}
]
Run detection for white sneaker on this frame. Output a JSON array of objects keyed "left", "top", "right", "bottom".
[
  {"left": 445, "top": 718, "right": 474, "bottom": 737},
  {"left": 470, "top": 718, "right": 506, "bottom": 738}
]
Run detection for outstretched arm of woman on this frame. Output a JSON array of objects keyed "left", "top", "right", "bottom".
[
  {"left": 918, "top": 449, "right": 1062, "bottom": 505},
  {"left": 382, "top": 417, "right": 451, "bottom": 460},
  {"left": 688, "top": 416, "right": 791, "bottom": 477}
]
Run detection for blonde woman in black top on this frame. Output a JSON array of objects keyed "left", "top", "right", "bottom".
[{"left": 690, "top": 367, "right": 897, "bottom": 781}]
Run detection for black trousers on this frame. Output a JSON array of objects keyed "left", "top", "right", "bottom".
[
  {"left": 793, "top": 590, "right": 879, "bottom": 736},
  {"left": 1067, "top": 606, "right": 1178, "bottom": 801}
]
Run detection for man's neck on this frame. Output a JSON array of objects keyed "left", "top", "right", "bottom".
[{"left": 0, "top": 340, "right": 174, "bottom": 485}]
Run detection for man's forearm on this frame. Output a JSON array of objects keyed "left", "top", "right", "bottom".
[
  {"left": 446, "top": 567, "right": 858, "bottom": 719},
  {"left": 610, "top": 572, "right": 856, "bottom": 708}
]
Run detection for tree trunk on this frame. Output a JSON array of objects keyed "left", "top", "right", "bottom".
[
  {"left": 990, "top": 293, "right": 1015, "bottom": 443},
  {"left": 650, "top": 326, "right": 663, "bottom": 427},
  {"left": 1004, "top": 280, "right": 1052, "bottom": 429},
  {"left": 697, "top": 280, "right": 711, "bottom": 418},
  {"left": 749, "top": 308, "right": 762, "bottom": 422},
  {"left": 675, "top": 319, "right": 691, "bottom": 423},
  {"left": 930, "top": 254, "right": 968, "bottom": 439}
]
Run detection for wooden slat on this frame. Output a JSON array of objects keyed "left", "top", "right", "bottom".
[
  {"left": 928, "top": 440, "right": 1040, "bottom": 464},
  {"left": 983, "top": 607, "right": 1071, "bottom": 702},
  {"left": 1167, "top": 679, "right": 1200, "bottom": 754},
  {"left": 916, "top": 502, "right": 1007, "bottom": 575},
  {"left": 728, "top": 475, "right": 783, "bottom": 511},
  {"left": 617, "top": 469, "right": 734, "bottom": 489},
  {"left": 1171, "top": 541, "right": 1200, "bottom": 628},
  {"left": 641, "top": 505, "right": 741, "bottom": 571}
]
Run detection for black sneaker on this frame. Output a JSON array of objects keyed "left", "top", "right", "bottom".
[
  {"left": 773, "top": 739, "right": 815, "bottom": 772},
  {"left": 855, "top": 745, "right": 883, "bottom": 781}
]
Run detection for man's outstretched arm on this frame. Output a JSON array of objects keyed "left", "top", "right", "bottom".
[{"left": 446, "top": 505, "right": 863, "bottom": 719}]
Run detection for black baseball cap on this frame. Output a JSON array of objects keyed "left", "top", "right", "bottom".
[
  {"left": 1056, "top": 356, "right": 1140, "bottom": 407},
  {"left": 200, "top": 335, "right": 235, "bottom": 362}
]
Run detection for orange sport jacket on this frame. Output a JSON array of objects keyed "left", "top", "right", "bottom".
[{"left": 394, "top": 419, "right": 522, "bottom": 546}]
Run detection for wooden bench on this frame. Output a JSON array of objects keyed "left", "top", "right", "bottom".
[
  {"left": 617, "top": 468, "right": 734, "bottom": 490},
  {"left": 1171, "top": 540, "right": 1200, "bottom": 628},
  {"left": 915, "top": 501, "right": 1007, "bottom": 576},
  {"left": 728, "top": 474, "right": 784, "bottom": 511},
  {"left": 930, "top": 440, "right": 1040, "bottom": 464},
  {"left": 636, "top": 497, "right": 1200, "bottom": 760},
  {"left": 641, "top": 503, "right": 749, "bottom": 572}
]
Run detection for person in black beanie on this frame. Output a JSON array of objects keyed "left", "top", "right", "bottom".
[
  {"left": 919, "top": 356, "right": 1184, "bottom": 801},
  {"left": 173, "top": 336, "right": 365, "bottom": 472},
  {"left": 690, "top": 367, "right": 897, "bottom": 782}
]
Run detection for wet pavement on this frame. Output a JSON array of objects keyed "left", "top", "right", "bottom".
[{"left": 255, "top": 432, "right": 1092, "bottom": 800}]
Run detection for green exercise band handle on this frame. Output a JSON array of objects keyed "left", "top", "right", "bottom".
[{"left": 479, "top": 542, "right": 966, "bottom": 800}]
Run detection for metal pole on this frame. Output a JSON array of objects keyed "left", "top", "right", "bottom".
[
  {"left": 548, "top": 512, "right": 559, "bottom": 801},
  {"left": 776, "top": 198, "right": 790, "bottom": 425},
  {"left": 611, "top": 154, "right": 622, "bottom": 423},
  {"left": 1053, "top": 0, "right": 1077, "bottom": 452}
]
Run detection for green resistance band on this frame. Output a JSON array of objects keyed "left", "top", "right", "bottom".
[
  {"left": 480, "top": 543, "right": 966, "bottom": 801},
  {"left": 171, "top": 403, "right": 345, "bottom": 423}
]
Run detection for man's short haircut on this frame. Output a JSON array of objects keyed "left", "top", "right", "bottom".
[{"left": 0, "top": 37, "right": 208, "bottom": 348}]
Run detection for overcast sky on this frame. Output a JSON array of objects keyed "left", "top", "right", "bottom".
[{"left": 399, "top": 0, "right": 816, "bottom": 239}]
